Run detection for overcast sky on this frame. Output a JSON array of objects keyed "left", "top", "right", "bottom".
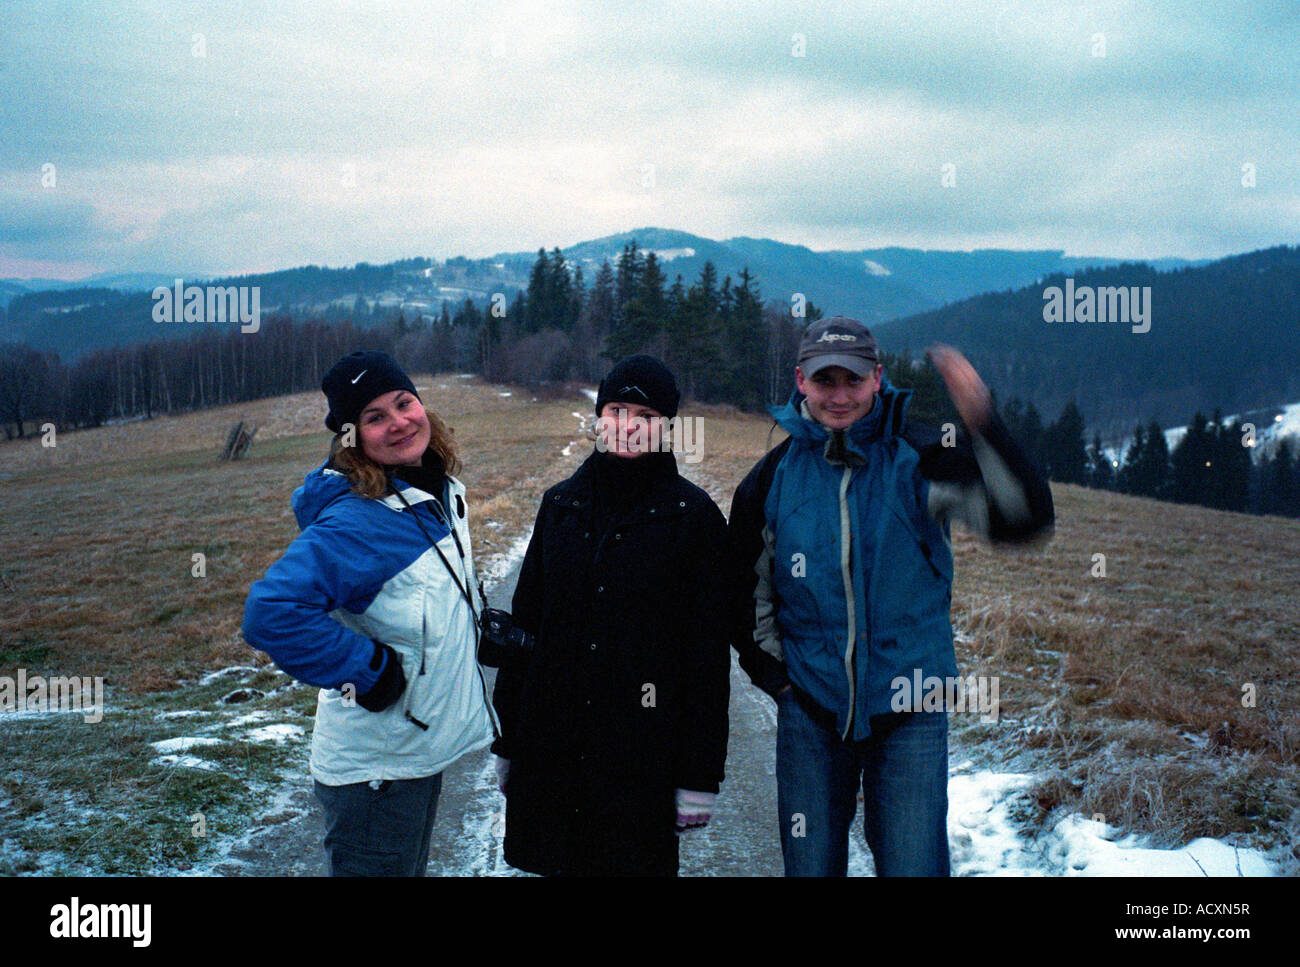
[{"left": 1, "top": 0, "right": 1297, "bottom": 279}]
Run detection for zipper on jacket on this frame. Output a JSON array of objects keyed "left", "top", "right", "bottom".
[{"left": 839, "top": 464, "right": 857, "bottom": 740}]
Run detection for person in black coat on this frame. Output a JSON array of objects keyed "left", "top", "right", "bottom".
[{"left": 490, "top": 355, "right": 731, "bottom": 876}]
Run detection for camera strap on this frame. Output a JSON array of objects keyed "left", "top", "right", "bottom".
[
  {"left": 391, "top": 481, "right": 503, "bottom": 740},
  {"left": 391, "top": 483, "right": 482, "bottom": 630}
]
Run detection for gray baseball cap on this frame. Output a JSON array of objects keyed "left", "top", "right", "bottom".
[{"left": 797, "top": 317, "right": 879, "bottom": 377}]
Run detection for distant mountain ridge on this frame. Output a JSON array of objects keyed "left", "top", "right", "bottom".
[
  {"left": 876, "top": 245, "right": 1300, "bottom": 438},
  {"left": 0, "top": 226, "right": 1206, "bottom": 363},
  {"left": 526, "top": 227, "right": 1196, "bottom": 324}
]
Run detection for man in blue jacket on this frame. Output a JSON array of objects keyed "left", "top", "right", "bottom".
[{"left": 728, "top": 317, "right": 1054, "bottom": 876}]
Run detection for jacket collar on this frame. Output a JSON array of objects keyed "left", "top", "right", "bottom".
[
  {"left": 768, "top": 373, "right": 911, "bottom": 464},
  {"left": 550, "top": 449, "right": 685, "bottom": 516},
  {"left": 380, "top": 473, "right": 465, "bottom": 514}
]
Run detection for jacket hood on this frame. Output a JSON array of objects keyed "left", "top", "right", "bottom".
[
  {"left": 291, "top": 461, "right": 356, "bottom": 529},
  {"left": 770, "top": 371, "right": 912, "bottom": 447}
]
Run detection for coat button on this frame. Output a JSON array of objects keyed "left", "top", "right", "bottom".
[
  {"left": 583, "top": 531, "right": 590, "bottom": 538},
  {"left": 649, "top": 508, "right": 656, "bottom": 514},
  {"left": 615, "top": 533, "right": 621, "bottom": 540},
  {"left": 679, "top": 501, "right": 686, "bottom": 507},
  {"left": 596, "top": 586, "right": 604, "bottom": 593},
  {"left": 589, "top": 642, "right": 597, "bottom": 651}
]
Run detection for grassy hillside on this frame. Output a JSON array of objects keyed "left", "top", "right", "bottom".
[{"left": 0, "top": 380, "right": 1295, "bottom": 873}]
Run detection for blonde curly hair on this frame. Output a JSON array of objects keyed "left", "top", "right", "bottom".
[{"left": 328, "top": 405, "right": 461, "bottom": 499}]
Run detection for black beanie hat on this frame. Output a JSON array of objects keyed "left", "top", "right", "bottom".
[
  {"left": 595, "top": 354, "right": 680, "bottom": 419},
  {"left": 322, "top": 350, "right": 419, "bottom": 433}
]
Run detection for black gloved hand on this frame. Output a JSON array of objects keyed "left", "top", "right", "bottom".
[{"left": 356, "top": 641, "right": 407, "bottom": 712}]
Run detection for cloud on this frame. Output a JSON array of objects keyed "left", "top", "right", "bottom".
[{"left": 0, "top": 0, "right": 1296, "bottom": 275}]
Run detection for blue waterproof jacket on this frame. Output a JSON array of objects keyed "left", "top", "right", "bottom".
[{"left": 729, "top": 375, "right": 1054, "bottom": 740}]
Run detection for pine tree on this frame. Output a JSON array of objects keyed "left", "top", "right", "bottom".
[
  {"left": 570, "top": 263, "right": 586, "bottom": 332},
  {"left": 1138, "top": 419, "right": 1171, "bottom": 499},
  {"left": 1022, "top": 401, "right": 1045, "bottom": 468},
  {"left": 1045, "top": 399, "right": 1088, "bottom": 484},
  {"left": 547, "top": 247, "right": 575, "bottom": 331},
  {"left": 1086, "top": 433, "right": 1114, "bottom": 490},
  {"left": 725, "top": 267, "right": 766, "bottom": 409},
  {"left": 614, "top": 242, "right": 643, "bottom": 315},
  {"left": 524, "top": 249, "right": 549, "bottom": 334},
  {"left": 1261, "top": 439, "right": 1299, "bottom": 516},
  {"left": 1118, "top": 423, "right": 1147, "bottom": 495},
  {"left": 683, "top": 262, "right": 723, "bottom": 400},
  {"left": 1211, "top": 416, "right": 1252, "bottom": 511},
  {"left": 633, "top": 251, "right": 668, "bottom": 355},
  {"left": 1170, "top": 411, "right": 1212, "bottom": 504}
]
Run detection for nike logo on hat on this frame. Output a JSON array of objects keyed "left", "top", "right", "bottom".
[
  {"left": 350, "top": 370, "right": 367, "bottom": 384},
  {"left": 620, "top": 384, "right": 649, "bottom": 401}
]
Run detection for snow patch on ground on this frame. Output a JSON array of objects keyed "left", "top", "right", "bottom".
[
  {"left": 150, "top": 736, "right": 223, "bottom": 754},
  {"left": 199, "top": 666, "right": 261, "bottom": 686},
  {"left": 580, "top": 388, "right": 597, "bottom": 402},
  {"left": 155, "top": 709, "right": 205, "bottom": 721},
  {"left": 178, "top": 781, "right": 313, "bottom": 877},
  {"left": 0, "top": 705, "right": 114, "bottom": 723},
  {"left": 224, "top": 710, "right": 274, "bottom": 728},
  {"left": 1045, "top": 815, "right": 1274, "bottom": 876},
  {"left": 477, "top": 527, "right": 534, "bottom": 590},
  {"left": 244, "top": 723, "right": 306, "bottom": 744},
  {"left": 152, "top": 754, "right": 219, "bottom": 771},
  {"left": 946, "top": 765, "right": 1277, "bottom": 876}
]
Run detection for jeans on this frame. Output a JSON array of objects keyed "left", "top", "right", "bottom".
[
  {"left": 776, "top": 689, "right": 950, "bottom": 876},
  {"left": 314, "top": 773, "right": 444, "bottom": 876}
]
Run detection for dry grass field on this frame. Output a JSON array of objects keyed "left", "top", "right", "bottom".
[{"left": 1, "top": 376, "right": 1296, "bottom": 872}]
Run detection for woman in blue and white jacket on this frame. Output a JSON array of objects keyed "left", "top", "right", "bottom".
[{"left": 242, "top": 351, "right": 497, "bottom": 876}]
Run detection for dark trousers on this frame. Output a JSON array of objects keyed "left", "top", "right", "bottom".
[{"left": 314, "top": 773, "right": 444, "bottom": 876}]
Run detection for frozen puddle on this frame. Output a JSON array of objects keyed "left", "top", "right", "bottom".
[{"left": 947, "top": 767, "right": 1276, "bottom": 876}]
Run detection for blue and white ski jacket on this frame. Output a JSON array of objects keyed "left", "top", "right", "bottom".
[{"left": 242, "top": 462, "right": 496, "bottom": 785}]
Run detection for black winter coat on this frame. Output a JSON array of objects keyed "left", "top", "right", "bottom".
[{"left": 491, "top": 450, "right": 731, "bottom": 876}]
